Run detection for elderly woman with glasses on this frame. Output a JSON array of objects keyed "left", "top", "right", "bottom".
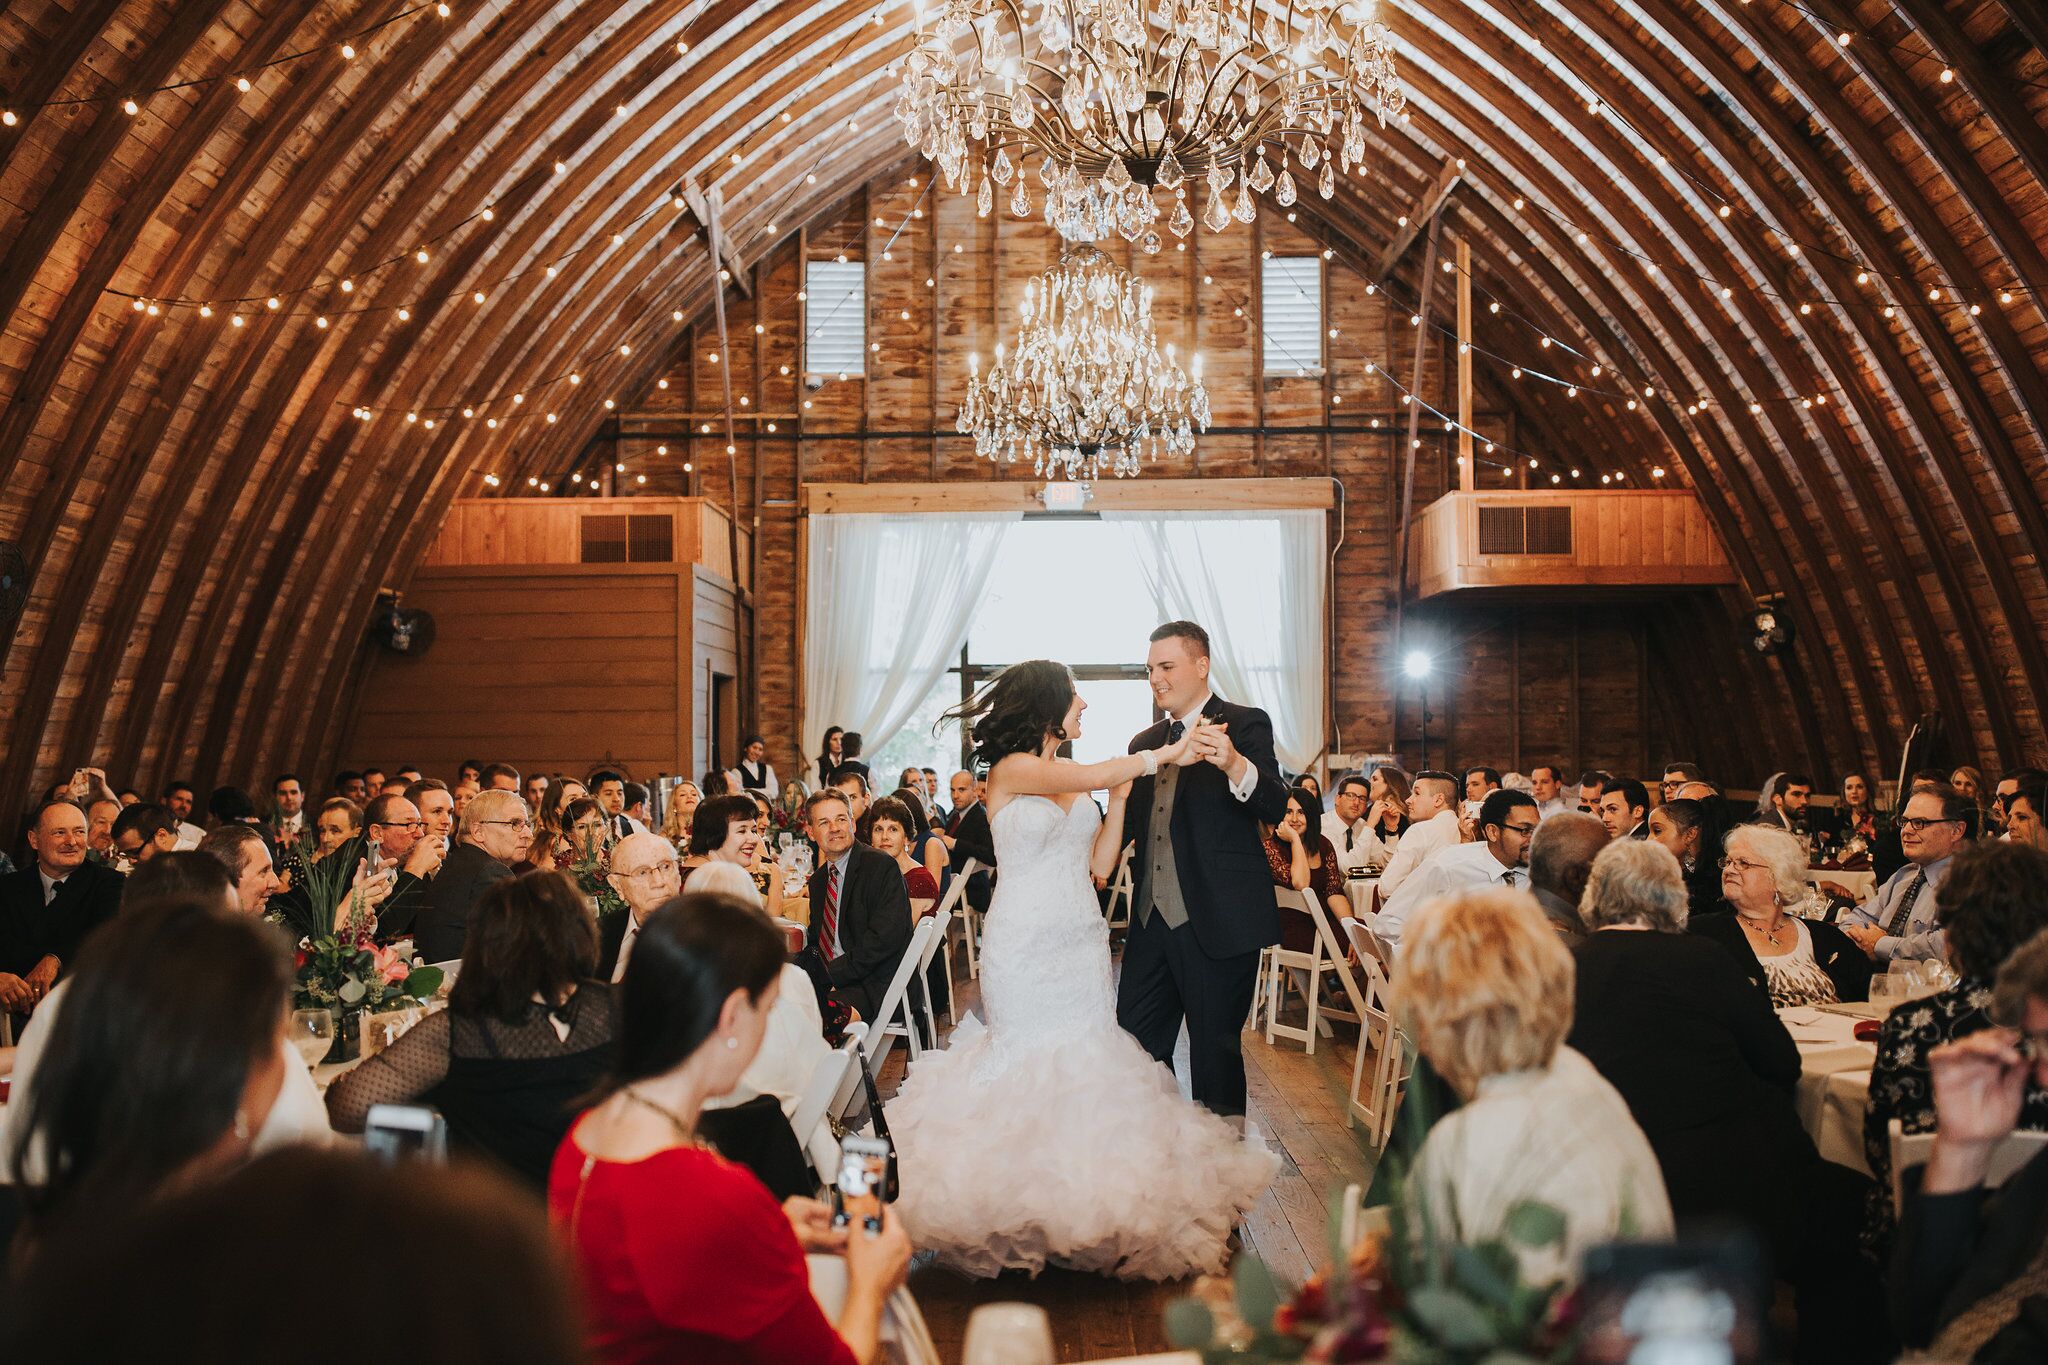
[
  {"left": 1691, "top": 824, "right": 1871, "bottom": 1008},
  {"left": 1568, "top": 841, "right": 1894, "bottom": 1362},
  {"left": 1394, "top": 888, "right": 1673, "bottom": 1288}
]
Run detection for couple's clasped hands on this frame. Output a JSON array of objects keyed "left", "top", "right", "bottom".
[{"left": 1164, "top": 717, "right": 1236, "bottom": 771}]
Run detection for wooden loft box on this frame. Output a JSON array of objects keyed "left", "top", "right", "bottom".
[
  {"left": 423, "top": 496, "right": 751, "bottom": 588},
  {"left": 1406, "top": 490, "right": 1736, "bottom": 600}
]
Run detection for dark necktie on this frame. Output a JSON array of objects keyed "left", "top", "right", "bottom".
[
  {"left": 1502, "top": 869, "right": 1519, "bottom": 886},
  {"left": 1884, "top": 868, "right": 1926, "bottom": 938},
  {"left": 1345, "top": 825, "right": 1356, "bottom": 853},
  {"left": 1167, "top": 719, "right": 1185, "bottom": 744},
  {"left": 820, "top": 862, "right": 841, "bottom": 961},
  {"left": 47, "top": 877, "right": 65, "bottom": 905}
]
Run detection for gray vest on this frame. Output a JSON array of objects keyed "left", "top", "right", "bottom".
[{"left": 1137, "top": 761, "right": 1189, "bottom": 929}]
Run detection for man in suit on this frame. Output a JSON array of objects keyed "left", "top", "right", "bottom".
[
  {"left": 1598, "top": 778, "right": 1651, "bottom": 841},
  {"left": 942, "top": 770, "right": 997, "bottom": 912},
  {"left": 414, "top": 789, "right": 528, "bottom": 962},
  {"left": 0, "top": 799, "right": 124, "bottom": 1016},
  {"left": 1117, "top": 620, "right": 1290, "bottom": 1119},
  {"left": 797, "top": 789, "right": 911, "bottom": 1021},
  {"left": 346, "top": 792, "right": 444, "bottom": 941},
  {"left": 602, "top": 831, "right": 682, "bottom": 981}
]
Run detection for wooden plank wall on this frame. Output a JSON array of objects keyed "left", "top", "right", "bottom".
[{"left": 692, "top": 567, "right": 741, "bottom": 778}]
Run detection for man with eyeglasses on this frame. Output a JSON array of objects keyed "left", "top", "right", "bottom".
[
  {"left": 1842, "top": 787, "right": 1972, "bottom": 963},
  {"left": 1373, "top": 789, "right": 1541, "bottom": 955},
  {"left": 354, "top": 792, "right": 445, "bottom": 940},
  {"left": 601, "top": 831, "right": 682, "bottom": 981},
  {"left": 414, "top": 789, "right": 530, "bottom": 963}
]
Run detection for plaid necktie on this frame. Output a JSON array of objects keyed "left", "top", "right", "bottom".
[
  {"left": 1884, "top": 868, "right": 1926, "bottom": 939},
  {"left": 820, "top": 861, "right": 841, "bottom": 961}
]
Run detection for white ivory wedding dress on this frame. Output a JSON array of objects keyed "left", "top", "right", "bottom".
[{"left": 889, "top": 793, "right": 1277, "bottom": 1279}]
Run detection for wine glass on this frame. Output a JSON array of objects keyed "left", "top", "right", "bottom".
[
  {"left": 961, "top": 1304, "right": 1055, "bottom": 1365},
  {"left": 289, "top": 1008, "right": 335, "bottom": 1068}
]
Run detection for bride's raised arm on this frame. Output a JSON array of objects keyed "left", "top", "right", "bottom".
[{"left": 989, "top": 728, "right": 1196, "bottom": 801}]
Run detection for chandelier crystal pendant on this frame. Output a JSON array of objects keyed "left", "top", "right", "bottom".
[
  {"left": 958, "top": 243, "right": 1211, "bottom": 480},
  {"left": 896, "top": 0, "right": 1403, "bottom": 242}
]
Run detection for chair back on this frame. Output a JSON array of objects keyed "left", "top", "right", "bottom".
[
  {"left": 1276, "top": 885, "right": 1370, "bottom": 1024},
  {"left": 1890, "top": 1118, "right": 2048, "bottom": 1215},
  {"left": 864, "top": 915, "right": 940, "bottom": 1071},
  {"left": 791, "top": 1032, "right": 862, "bottom": 1183}
]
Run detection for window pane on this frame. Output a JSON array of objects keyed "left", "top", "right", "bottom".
[{"left": 968, "top": 521, "right": 1160, "bottom": 665}]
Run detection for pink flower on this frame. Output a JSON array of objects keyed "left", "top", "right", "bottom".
[{"left": 370, "top": 945, "right": 411, "bottom": 984}]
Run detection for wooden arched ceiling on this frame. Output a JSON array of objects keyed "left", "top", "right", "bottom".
[{"left": 2, "top": 0, "right": 2043, "bottom": 819}]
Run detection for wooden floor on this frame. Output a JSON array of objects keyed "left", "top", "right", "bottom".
[{"left": 876, "top": 953, "right": 1380, "bottom": 1362}]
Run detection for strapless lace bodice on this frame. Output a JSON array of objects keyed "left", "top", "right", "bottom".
[{"left": 980, "top": 796, "right": 1112, "bottom": 1046}]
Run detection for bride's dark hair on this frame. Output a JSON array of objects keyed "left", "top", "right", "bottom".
[{"left": 941, "top": 660, "right": 1076, "bottom": 769}]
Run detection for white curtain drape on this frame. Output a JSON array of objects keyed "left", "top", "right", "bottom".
[
  {"left": 1107, "top": 510, "right": 1327, "bottom": 772},
  {"left": 803, "top": 513, "right": 1015, "bottom": 763}
]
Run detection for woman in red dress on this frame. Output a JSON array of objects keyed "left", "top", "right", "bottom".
[{"left": 548, "top": 890, "right": 912, "bottom": 1363}]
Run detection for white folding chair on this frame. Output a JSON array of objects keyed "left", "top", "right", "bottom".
[
  {"left": 1104, "top": 843, "right": 1134, "bottom": 931},
  {"left": 1258, "top": 886, "right": 1370, "bottom": 1055},
  {"left": 791, "top": 1030, "right": 863, "bottom": 1188},
  {"left": 952, "top": 858, "right": 986, "bottom": 978},
  {"left": 930, "top": 872, "right": 974, "bottom": 1025},
  {"left": 865, "top": 915, "right": 940, "bottom": 1075},
  {"left": 1341, "top": 918, "right": 1409, "bottom": 1147},
  {"left": 1889, "top": 1118, "right": 2048, "bottom": 1216},
  {"left": 903, "top": 908, "right": 952, "bottom": 1053}
]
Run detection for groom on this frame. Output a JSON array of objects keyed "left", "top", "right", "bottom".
[{"left": 1117, "top": 620, "right": 1290, "bottom": 1118}]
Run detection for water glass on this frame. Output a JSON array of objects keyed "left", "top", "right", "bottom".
[
  {"left": 289, "top": 1008, "right": 335, "bottom": 1068},
  {"left": 961, "top": 1303, "right": 1055, "bottom": 1365}
]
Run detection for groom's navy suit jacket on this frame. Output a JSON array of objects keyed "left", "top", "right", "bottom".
[{"left": 1122, "top": 695, "right": 1292, "bottom": 959}]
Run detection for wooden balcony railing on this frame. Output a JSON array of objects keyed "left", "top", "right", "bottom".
[{"left": 1405, "top": 490, "right": 1735, "bottom": 600}]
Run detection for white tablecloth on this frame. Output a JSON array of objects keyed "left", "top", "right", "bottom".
[
  {"left": 1781, "top": 1005, "right": 1878, "bottom": 1176},
  {"left": 1805, "top": 868, "right": 1877, "bottom": 901}
]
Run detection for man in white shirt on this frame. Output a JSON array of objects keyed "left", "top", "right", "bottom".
[
  {"left": 1322, "top": 772, "right": 1383, "bottom": 874},
  {"left": 1530, "top": 764, "right": 1571, "bottom": 820},
  {"left": 161, "top": 780, "right": 206, "bottom": 849},
  {"left": 1376, "top": 771, "right": 1464, "bottom": 898},
  {"left": 1842, "top": 787, "right": 1968, "bottom": 963},
  {"left": 1374, "top": 790, "right": 1541, "bottom": 953}
]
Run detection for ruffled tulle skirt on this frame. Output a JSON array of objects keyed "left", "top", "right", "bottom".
[{"left": 889, "top": 1015, "right": 1278, "bottom": 1280}]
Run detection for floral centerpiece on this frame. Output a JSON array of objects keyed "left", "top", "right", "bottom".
[
  {"left": 282, "top": 861, "right": 443, "bottom": 1062},
  {"left": 564, "top": 826, "right": 629, "bottom": 923}
]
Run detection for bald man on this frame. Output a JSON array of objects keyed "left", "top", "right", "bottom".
[{"left": 602, "top": 831, "right": 682, "bottom": 980}]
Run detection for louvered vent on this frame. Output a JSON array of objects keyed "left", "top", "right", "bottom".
[
  {"left": 804, "top": 260, "right": 866, "bottom": 377},
  {"left": 579, "top": 514, "right": 675, "bottom": 564},
  {"left": 1476, "top": 503, "right": 1574, "bottom": 555},
  {"left": 1261, "top": 255, "right": 1323, "bottom": 374},
  {"left": 580, "top": 514, "right": 628, "bottom": 563}
]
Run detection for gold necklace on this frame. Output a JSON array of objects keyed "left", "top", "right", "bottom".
[
  {"left": 1739, "top": 912, "right": 1786, "bottom": 947},
  {"left": 622, "top": 1088, "right": 708, "bottom": 1148}
]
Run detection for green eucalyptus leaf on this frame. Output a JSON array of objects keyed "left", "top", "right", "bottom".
[
  {"left": 1233, "top": 1254, "right": 1283, "bottom": 1331},
  {"left": 1406, "top": 1285, "right": 1497, "bottom": 1350},
  {"left": 1501, "top": 1200, "right": 1567, "bottom": 1249},
  {"left": 1161, "top": 1297, "right": 1215, "bottom": 1349},
  {"left": 1451, "top": 1243, "right": 1516, "bottom": 1308}
]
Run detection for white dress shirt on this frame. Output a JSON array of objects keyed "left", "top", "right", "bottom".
[
  {"left": 728, "top": 761, "right": 780, "bottom": 796},
  {"left": 1373, "top": 838, "right": 1527, "bottom": 953},
  {"left": 1321, "top": 812, "right": 1390, "bottom": 874},
  {"left": 38, "top": 867, "right": 68, "bottom": 905},
  {"left": 0, "top": 979, "right": 331, "bottom": 1182},
  {"left": 1375, "top": 807, "right": 1462, "bottom": 898},
  {"left": 1409, "top": 1047, "right": 1673, "bottom": 1289},
  {"left": 173, "top": 820, "right": 206, "bottom": 851},
  {"left": 1535, "top": 795, "right": 1571, "bottom": 820},
  {"left": 1170, "top": 694, "right": 1259, "bottom": 802},
  {"left": 1843, "top": 855, "right": 1952, "bottom": 963}
]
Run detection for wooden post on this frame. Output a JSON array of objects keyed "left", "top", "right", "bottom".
[{"left": 1456, "top": 236, "right": 1474, "bottom": 491}]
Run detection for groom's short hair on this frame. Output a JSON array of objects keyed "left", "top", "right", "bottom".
[{"left": 1150, "top": 620, "right": 1211, "bottom": 657}]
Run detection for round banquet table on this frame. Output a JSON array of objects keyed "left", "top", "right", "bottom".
[{"left": 1780, "top": 1004, "right": 1878, "bottom": 1176}]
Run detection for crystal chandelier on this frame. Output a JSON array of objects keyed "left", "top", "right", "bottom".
[
  {"left": 959, "top": 243, "right": 1211, "bottom": 480},
  {"left": 896, "top": 0, "right": 1404, "bottom": 244}
]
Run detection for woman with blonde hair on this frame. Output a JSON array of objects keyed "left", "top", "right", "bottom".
[
  {"left": 658, "top": 780, "right": 702, "bottom": 851},
  {"left": 1394, "top": 888, "right": 1672, "bottom": 1287},
  {"left": 1691, "top": 824, "right": 1870, "bottom": 1007}
]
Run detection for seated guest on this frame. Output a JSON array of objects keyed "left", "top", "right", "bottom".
[
  {"left": 1374, "top": 789, "right": 1538, "bottom": 954},
  {"left": 1836, "top": 771, "right": 1881, "bottom": 843},
  {"left": 1263, "top": 786, "right": 1352, "bottom": 952},
  {"left": 729, "top": 734, "right": 779, "bottom": 796},
  {"left": 268, "top": 773, "right": 306, "bottom": 842},
  {"left": 868, "top": 798, "right": 940, "bottom": 906},
  {"left": 1865, "top": 843, "right": 2048, "bottom": 1251},
  {"left": 330, "top": 770, "right": 368, "bottom": 805},
  {"left": 942, "top": 769, "right": 977, "bottom": 841},
  {"left": 833, "top": 770, "right": 873, "bottom": 840},
  {"left": 942, "top": 771, "right": 996, "bottom": 913},
  {"left": 1529, "top": 763, "right": 1571, "bottom": 819},
  {"left": 603, "top": 831, "right": 683, "bottom": 980},
  {"left": 479, "top": 762, "right": 521, "bottom": 793},
  {"left": 1, "top": 799, "right": 124, "bottom": 1015},
  {"left": 624, "top": 781, "right": 652, "bottom": 832},
  {"left": 1462, "top": 766, "right": 1501, "bottom": 813},
  {"left": 1658, "top": 762, "right": 1704, "bottom": 805},
  {"left": 549, "top": 891, "right": 913, "bottom": 1363},
  {"left": 195, "top": 825, "right": 282, "bottom": 919},
  {"left": 1647, "top": 796, "right": 1727, "bottom": 920},
  {"left": 110, "top": 800, "right": 180, "bottom": 869},
  {"left": 408, "top": 778, "right": 452, "bottom": 846},
  {"left": 353, "top": 792, "right": 442, "bottom": 937},
  {"left": 659, "top": 780, "right": 702, "bottom": 852},
  {"left": 414, "top": 790, "right": 529, "bottom": 963},
  {"left": 327, "top": 872, "right": 616, "bottom": 1192},
  {"left": 589, "top": 770, "right": 637, "bottom": 841},
  {"left": 1374, "top": 769, "right": 1461, "bottom": 898},
  {"left": 1394, "top": 888, "right": 1673, "bottom": 1287},
  {"left": 1527, "top": 811, "right": 1609, "bottom": 942},
  {"left": 886, "top": 787, "right": 950, "bottom": 894},
  {"left": 1992, "top": 768, "right": 2046, "bottom": 840},
  {"left": 1568, "top": 841, "right": 1892, "bottom": 1364},
  {"left": 700, "top": 767, "right": 733, "bottom": 799},
  {"left": 685, "top": 861, "right": 831, "bottom": 1121},
  {"left": 2005, "top": 777, "right": 2047, "bottom": 853},
  {"left": 4, "top": 1148, "right": 586, "bottom": 1364},
  {"left": 1693, "top": 825, "right": 1869, "bottom": 1006},
  {"left": 1951, "top": 766, "right": 1992, "bottom": 833},
  {"left": 5, "top": 898, "right": 292, "bottom": 1257},
  {"left": 1365, "top": 764, "right": 1412, "bottom": 847},
  {"left": 1892, "top": 925, "right": 2048, "bottom": 1357},
  {"left": 1755, "top": 771, "right": 1814, "bottom": 833},
  {"left": 687, "top": 793, "right": 764, "bottom": 872},
  {"left": 523, "top": 771, "right": 552, "bottom": 815},
  {"left": 1597, "top": 777, "right": 1650, "bottom": 841},
  {"left": 799, "top": 790, "right": 912, "bottom": 1021},
  {"left": 555, "top": 795, "right": 614, "bottom": 866},
  {"left": 537, "top": 778, "right": 589, "bottom": 844},
  {"left": 1841, "top": 786, "right": 1971, "bottom": 964},
  {"left": 83, "top": 795, "right": 120, "bottom": 863},
  {"left": 1321, "top": 772, "right": 1382, "bottom": 874},
  {"left": 1576, "top": 769, "right": 1613, "bottom": 813},
  {"left": 160, "top": 780, "right": 207, "bottom": 848},
  {"left": 311, "top": 796, "right": 362, "bottom": 862}
]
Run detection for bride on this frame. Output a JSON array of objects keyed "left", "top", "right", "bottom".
[{"left": 888, "top": 660, "right": 1276, "bottom": 1280}]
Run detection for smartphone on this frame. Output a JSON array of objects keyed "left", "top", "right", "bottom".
[
  {"left": 830, "top": 1134, "right": 891, "bottom": 1233},
  {"left": 363, "top": 1103, "right": 448, "bottom": 1165},
  {"left": 1577, "top": 1234, "right": 1766, "bottom": 1365}
]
